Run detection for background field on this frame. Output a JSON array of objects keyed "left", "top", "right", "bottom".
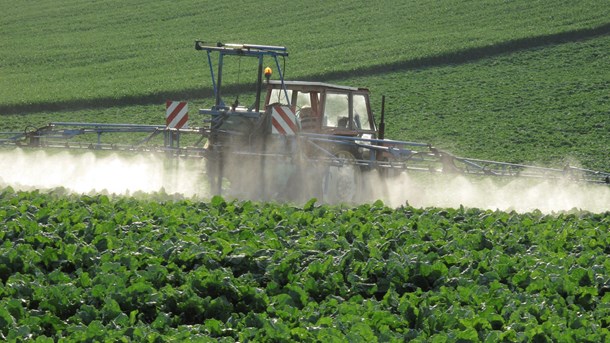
[{"left": 1, "top": 0, "right": 609, "bottom": 171}]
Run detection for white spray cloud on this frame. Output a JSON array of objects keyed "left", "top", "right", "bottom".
[
  {"left": 377, "top": 171, "right": 610, "bottom": 213},
  {"left": 0, "top": 148, "right": 608, "bottom": 213},
  {"left": 0, "top": 148, "right": 207, "bottom": 197}
]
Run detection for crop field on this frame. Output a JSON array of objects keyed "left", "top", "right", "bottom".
[
  {"left": 1, "top": 190, "right": 610, "bottom": 341},
  {"left": 1, "top": 0, "right": 610, "bottom": 341}
]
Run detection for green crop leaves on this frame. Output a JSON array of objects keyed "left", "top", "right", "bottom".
[{"left": 0, "top": 190, "right": 609, "bottom": 340}]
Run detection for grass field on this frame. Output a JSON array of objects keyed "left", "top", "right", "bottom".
[
  {"left": 1, "top": 1, "right": 609, "bottom": 171},
  {"left": 1, "top": 0, "right": 608, "bottom": 110}
]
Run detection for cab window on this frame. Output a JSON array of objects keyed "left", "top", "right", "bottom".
[
  {"left": 323, "top": 93, "right": 349, "bottom": 128},
  {"left": 295, "top": 92, "right": 312, "bottom": 108},
  {"left": 268, "top": 89, "right": 292, "bottom": 106},
  {"left": 353, "top": 94, "right": 371, "bottom": 130}
]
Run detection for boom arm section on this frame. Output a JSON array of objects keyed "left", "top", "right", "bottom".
[
  {"left": 0, "top": 122, "right": 211, "bottom": 157},
  {"left": 301, "top": 133, "right": 610, "bottom": 185}
]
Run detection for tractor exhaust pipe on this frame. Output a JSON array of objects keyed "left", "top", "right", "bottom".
[{"left": 378, "top": 95, "right": 386, "bottom": 140}]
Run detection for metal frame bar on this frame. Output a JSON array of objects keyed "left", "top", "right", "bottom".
[
  {"left": 197, "top": 40, "right": 292, "bottom": 116},
  {"left": 2, "top": 120, "right": 608, "bottom": 184}
]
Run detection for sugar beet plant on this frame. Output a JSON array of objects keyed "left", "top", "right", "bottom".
[{"left": 1, "top": 188, "right": 609, "bottom": 341}]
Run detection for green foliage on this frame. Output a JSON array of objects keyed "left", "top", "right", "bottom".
[
  {"left": 0, "top": 190, "right": 609, "bottom": 340},
  {"left": 0, "top": 1, "right": 608, "bottom": 171},
  {"left": 1, "top": 0, "right": 607, "bottom": 109},
  {"left": 370, "top": 35, "right": 610, "bottom": 170}
]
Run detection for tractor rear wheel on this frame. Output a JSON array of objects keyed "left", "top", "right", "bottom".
[{"left": 322, "top": 151, "right": 362, "bottom": 204}]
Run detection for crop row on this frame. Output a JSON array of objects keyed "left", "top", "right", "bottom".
[
  {"left": 2, "top": 1, "right": 608, "bottom": 109},
  {"left": 0, "top": 188, "right": 609, "bottom": 341}
]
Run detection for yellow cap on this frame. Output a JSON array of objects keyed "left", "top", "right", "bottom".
[{"left": 264, "top": 67, "right": 272, "bottom": 77}]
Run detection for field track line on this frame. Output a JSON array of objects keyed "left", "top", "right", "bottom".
[{"left": 2, "top": 22, "right": 608, "bottom": 116}]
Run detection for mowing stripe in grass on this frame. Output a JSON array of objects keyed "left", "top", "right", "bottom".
[{"left": 2, "top": 22, "right": 608, "bottom": 116}]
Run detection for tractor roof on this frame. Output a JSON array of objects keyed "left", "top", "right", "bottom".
[{"left": 268, "top": 80, "right": 369, "bottom": 92}]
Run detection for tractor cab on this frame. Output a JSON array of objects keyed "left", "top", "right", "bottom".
[
  {"left": 195, "top": 41, "right": 378, "bottom": 139},
  {"left": 265, "top": 80, "right": 377, "bottom": 138}
]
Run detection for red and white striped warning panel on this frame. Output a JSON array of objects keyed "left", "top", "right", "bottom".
[
  {"left": 166, "top": 101, "right": 189, "bottom": 129},
  {"left": 271, "top": 105, "right": 298, "bottom": 135}
]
